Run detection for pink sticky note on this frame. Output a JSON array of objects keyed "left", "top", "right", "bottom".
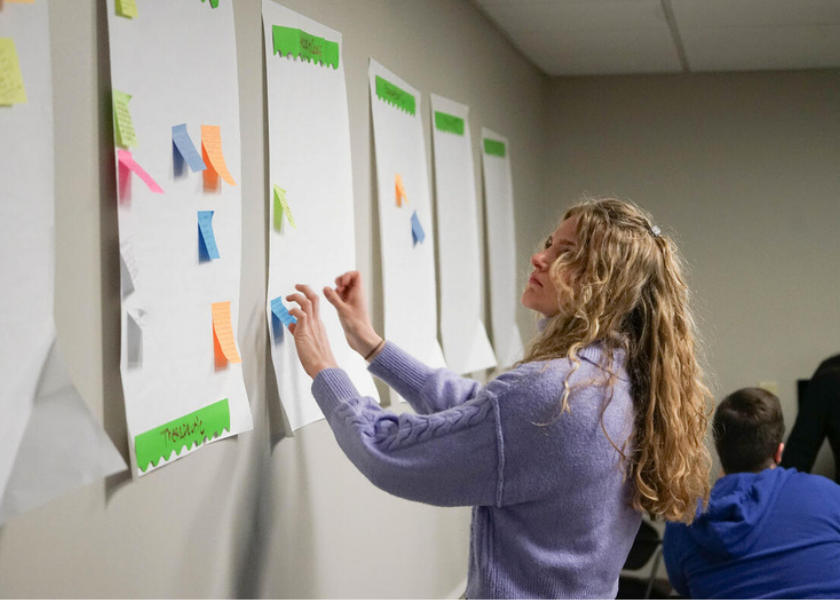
[{"left": 118, "top": 150, "right": 163, "bottom": 194}]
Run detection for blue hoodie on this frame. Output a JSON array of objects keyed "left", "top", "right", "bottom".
[{"left": 663, "top": 467, "right": 840, "bottom": 598}]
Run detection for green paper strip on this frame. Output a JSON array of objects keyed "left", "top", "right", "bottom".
[
  {"left": 135, "top": 399, "right": 230, "bottom": 472},
  {"left": 112, "top": 89, "right": 137, "bottom": 148},
  {"left": 434, "top": 111, "right": 464, "bottom": 136},
  {"left": 201, "top": 0, "right": 220, "bottom": 8},
  {"left": 375, "top": 76, "right": 415, "bottom": 116},
  {"left": 273, "top": 185, "right": 296, "bottom": 230},
  {"left": 272, "top": 26, "right": 339, "bottom": 70},
  {"left": 484, "top": 138, "right": 506, "bottom": 157}
]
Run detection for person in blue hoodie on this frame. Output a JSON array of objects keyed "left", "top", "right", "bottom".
[{"left": 663, "top": 387, "right": 840, "bottom": 599}]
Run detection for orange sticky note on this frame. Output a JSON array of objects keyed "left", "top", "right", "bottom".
[
  {"left": 395, "top": 174, "right": 408, "bottom": 207},
  {"left": 212, "top": 302, "right": 242, "bottom": 365},
  {"left": 201, "top": 125, "right": 236, "bottom": 187}
]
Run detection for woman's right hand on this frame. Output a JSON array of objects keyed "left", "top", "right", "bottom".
[{"left": 323, "top": 271, "right": 383, "bottom": 358}]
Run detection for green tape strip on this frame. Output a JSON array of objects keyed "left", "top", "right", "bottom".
[
  {"left": 272, "top": 25, "right": 339, "bottom": 69},
  {"left": 484, "top": 138, "right": 506, "bottom": 157},
  {"left": 375, "top": 76, "right": 415, "bottom": 116},
  {"left": 135, "top": 399, "right": 230, "bottom": 472},
  {"left": 434, "top": 111, "right": 464, "bottom": 136}
]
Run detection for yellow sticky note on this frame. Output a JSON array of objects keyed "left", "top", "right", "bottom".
[
  {"left": 201, "top": 125, "right": 236, "bottom": 187},
  {"left": 273, "top": 185, "right": 296, "bottom": 230},
  {"left": 212, "top": 302, "right": 242, "bottom": 365},
  {"left": 395, "top": 173, "right": 408, "bottom": 207},
  {"left": 116, "top": 0, "right": 138, "bottom": 18},
  {"left": 112, "top": 89, "right": 137, "bottom": 148},
  {"left": 0, "top": 38, "right": 27, "bottom": 106}
]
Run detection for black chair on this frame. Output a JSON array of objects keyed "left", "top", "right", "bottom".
[{"left": 617, "top": 519, "right": 670, "bottom": 599}]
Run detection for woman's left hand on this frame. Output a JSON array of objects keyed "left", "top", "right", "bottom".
[{"left": 286, "top": 284, "right": 338, "bottom": 379}]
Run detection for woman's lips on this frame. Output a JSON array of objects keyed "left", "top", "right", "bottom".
[{"left": 529, "top": 274, "right": 543, "bottom": 287}]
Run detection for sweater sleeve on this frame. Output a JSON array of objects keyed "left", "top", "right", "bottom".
[
  {"left": 312, "top": 367, "right": 503, "bottom": 507},
  {"left": 781, "top": 373, "right": 836, "bottom": 472},
  {"left": 367, "top": 341, "right": 483, "bottom": 415}
]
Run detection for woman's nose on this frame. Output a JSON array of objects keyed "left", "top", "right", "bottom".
[{"left": 531, "top": 251, "right": 547, "bottom": 269}]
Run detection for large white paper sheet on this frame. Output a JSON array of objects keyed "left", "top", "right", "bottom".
[
  {"left": 262, "top": 1, "right": 378, "bottom": 431},
  {"left": 481, "top": 128, "right": 524, "bottom": 367},
  {"left": 430, "top": 95, "right": 496, "bottom": 375},
  {"left": 106, "top": 0, "right": 253, "bottom": 476},
  {"left": 369, "top": 60, "right": 446, "bottom": 376},
  {"left": 0, "top": 0, "right": 125, "bottom": 525}
]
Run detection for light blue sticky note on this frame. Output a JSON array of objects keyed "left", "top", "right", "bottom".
[
  {"left": 411, "top": 210, "right": 425, "bottom": 246},
  {"left": 198, "top": 211, "right": 220, "bottom": 261},
  {"left": 173, "top": 124, "right": 207, "bottom": 173},
  {"left": 271, "top": 296, "right": 297, "bottom": 327}
]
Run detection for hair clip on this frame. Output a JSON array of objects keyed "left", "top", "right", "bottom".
[{"left": 650, "top": 225, "right": 661, "bottom": 238}]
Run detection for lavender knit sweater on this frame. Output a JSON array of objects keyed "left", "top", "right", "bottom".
[{"left": 311, "top": 342, "right": 642, "bottom": 598}]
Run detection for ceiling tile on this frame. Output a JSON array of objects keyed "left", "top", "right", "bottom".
[
  {"left": 672, "top": 0, "right": 840, "bottom": 28},
  {"left": 474, "top": 0, "right": 669, "bottom": 33}
]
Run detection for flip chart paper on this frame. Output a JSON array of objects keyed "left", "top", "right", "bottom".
[
  {"left": 120, "top": 239, "right": 139, "bottom": 297},
  {"left": 198, "top": 210, "right": 220, "bottom": 260},
  {"left": 272, "top": 25, "right": 339, "bottom": 69},
  {"left": 212, "top": 301, "right": 241, "bottom": 364},
  {"left": 112, "top": 89, "right": 137, "bottom": 148},
  {"left": 0, "top": 1, "right": 125, "bottom": 525},
  {"left": 107, "top": 0, "right": 252, "bottom": 475},
  {"left": 482, "top": 127, "right": 523, "bottom": 367},
  {"left": 116, "top": 0, "right": 138, "bottom": 19},
  {"left": 126, "top": 309, "right": 144, "bottom": 368},
  {"left": 118, "top": 149, "right": 163, "bottom": 194},
  {"left": 201, "top": 124, "right": 236, "bottom": 186},
  {"left": 201, "top": 0, "right": 220, "bottom": 8},
  {"left": 369, "top": 59, "right": 446, "bottom": 391},
  {"left": 395, "top": 173, "right": 408, "bottom": 207},
  {"left": 411, "top": 210, "right": 425, "bottom": 245},
  {"left": 0, "top": 38, "right": 27, "bottom": 105},
  {"left": 430, "top": 94, "right": 496, "bottom": 374},
  {"left": 134, "top": 398, "right": 230, "bottom": 473},
  {"left": 273, "top": 184, "right": 295, "bottom": 230},
  {"left": 172, "top": 123, "right": 206, "bottom": 173},
  {"left": 263, "top": 1, "right": 379, "bottom": 430}
]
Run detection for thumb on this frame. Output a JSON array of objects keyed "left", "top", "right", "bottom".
[{"left": 323, "top": 286, "right": 347, "bottom": 311}]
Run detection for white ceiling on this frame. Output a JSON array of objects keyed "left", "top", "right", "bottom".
[{"left": 471, "top": 0, "right": 840, "bottom": 76}]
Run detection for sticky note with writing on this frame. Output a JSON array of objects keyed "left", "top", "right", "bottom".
[
  {"left": 212, "top": 301, "right": 242, "bottom": 365},
  {"left": 201, "top": 125, "right": 236, "bottom": 187},
  {"left": 395, "top": 174, "right": 408, "bottom": 207},
  {"left": 272, "top": 26, "right": 340, "bottom": 70},
  {"left": 116, "top": 0, "right": 138, "bottom": 18},
  {"left": 197, "top": 210, "right": 220, "bottom": 261},
  {"left": 273, "top": 185, "right": 296, "bottom": 231},
  {"left": 0, "top": 38, "right": 27, "bottom": 105},
  {"left": 172, "top": 124, "right": 206, "bottom": 173},
  {"left": 118, "top": 150, "right": 163, "bottom": 195},
  {"left": 411, "top": 210, "right": 425, "bottom": 246},
  {"left": 271, "top": 296, "right": 297, "bottom": 328},
  {"left": 134, "top": 399, "right": 231, "bottom": 473},
  {"left": 112, "top": 90, "right": 138, "bottom": 148}
]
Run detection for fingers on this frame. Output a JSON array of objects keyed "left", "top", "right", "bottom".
[
  {"left": 323, "top": 285, "right": 346, "bottom": 310},
  {"left": 285, "top": 292, "right": 311, "bottom": 316},
  {"left": 295, "top": 284, "right": 319, "bottom": 316}
]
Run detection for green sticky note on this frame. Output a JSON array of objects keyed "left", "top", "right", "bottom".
[
  {"left": 273, "top": 185, "right": 296, "bottom": 231},
  {"left": 484, "top": 138, "right": 506, "bottom": 157},
  {"left": 115, "top": 0, "right": 138, "bottom": 19},
  {"left": 375, "top": 75, "right": 415, "bottom": 116},
  {"left": 272, "top": 26, "right": 339, "bottom": 69},
  {"left": 0, "top": 38, "right": 27, "bottom": 105},
  {"left": 112, "top": 89, "right": 138, "bottom": 148},
  {"left": 134, "top": 399, "right": 231, "bottom": 472},
  {"left": 200, "top": 0, "right": 220, "bottom": 7},
  {"left": 434, "top": 111, "right": 464, "bottom": 136}
]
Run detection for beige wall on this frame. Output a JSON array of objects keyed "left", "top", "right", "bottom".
[
  {"left": 545, "top": 70, "right": 840, "bottom": 478},
  {"left": 0, "top": 1, "right": 546, "bottom": 598}
]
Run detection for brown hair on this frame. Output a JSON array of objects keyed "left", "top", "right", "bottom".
[
  {"left": 522, "top": 198, "right": 712, "bottom": 523},
  {"left": 714, "top": 387, "right": 784, "bottom": 474}
]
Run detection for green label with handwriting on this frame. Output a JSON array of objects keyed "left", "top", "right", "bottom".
[
  {"left": 375, "top": 76, "right": 415, "bottom": 116},
  {"left": 272, "top": 25, "right": 339, "bottom": 69},
  {"left": 483, "top": 138, "right": 506, "bottom": 157},
  {"left": 434, "top": 111, "right": 464, "bottom": 136},
  {"left": 135, "top": 398, "right": 230, "bottom": 472}
]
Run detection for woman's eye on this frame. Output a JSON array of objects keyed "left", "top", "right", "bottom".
[{"left": 544, "top": 237, "right": 552, "bottom": 250}]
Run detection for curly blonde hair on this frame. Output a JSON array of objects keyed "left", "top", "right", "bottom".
[{"left": 522, "top": 198, "right": 712, "bottom": 523}]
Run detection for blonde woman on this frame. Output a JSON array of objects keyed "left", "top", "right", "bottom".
[{"left": 286, "top": 198, "right": 711, "bottom": 598}]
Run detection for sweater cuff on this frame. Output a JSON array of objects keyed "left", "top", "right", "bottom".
[
  {"left": 311, "top": 368, "right": 361, "bottom": 416},
  {"left": 368, "top": 341, "right": 432, "bottom": 394}
]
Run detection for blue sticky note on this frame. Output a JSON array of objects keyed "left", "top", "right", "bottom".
[
  {"left": 411, "top": 210, "right": 425, "bottom": 246},
  {"left": 198, "top": 211, "right": 220, "bottom": 261},
  {"left": 173, "top": 124, "right": 207, "bottom": 173},
  {"left": 271, "top": 296, "right": 297, "bottom": 328}
]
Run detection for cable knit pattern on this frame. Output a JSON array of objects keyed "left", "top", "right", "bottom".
[{"left": 311, "top": 342, "right": 641, "bottom": 599}]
